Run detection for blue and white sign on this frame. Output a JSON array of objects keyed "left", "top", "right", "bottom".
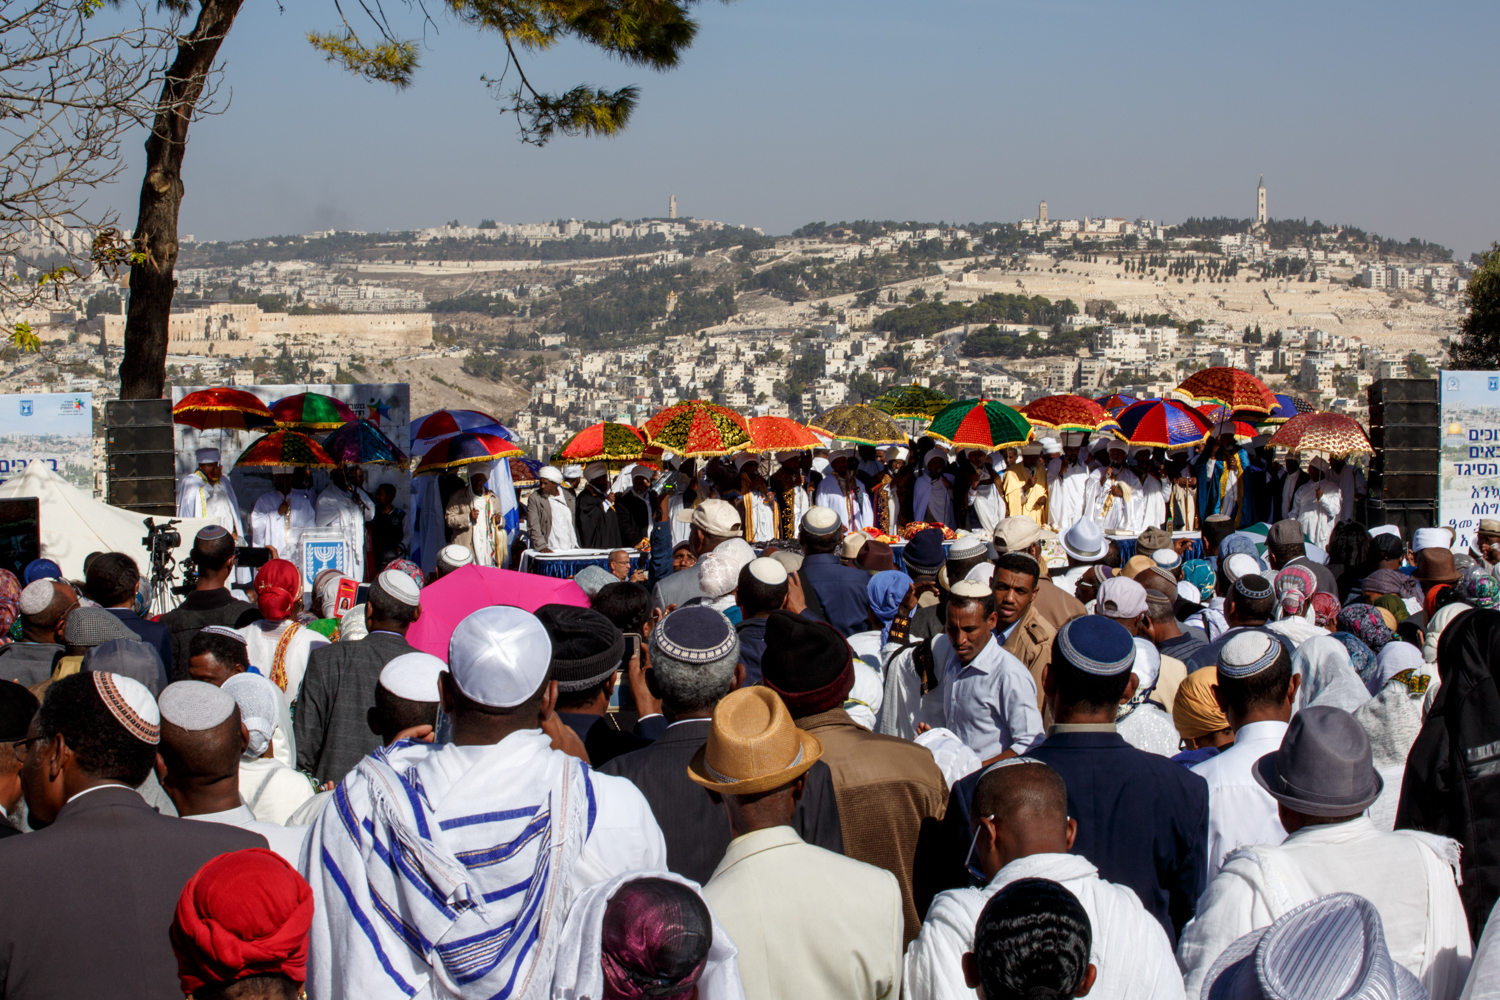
[
  {"left": 298, "top": 527, "right": 348, "bottom": 583},
  {"left": 1440, "top": 369, "right": 1500, "bottom": 553},
  {"left": 0, "top": 392, "right": 93, "bottom": 490}
]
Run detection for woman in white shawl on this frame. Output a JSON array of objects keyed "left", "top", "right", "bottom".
[
  {"left": 551, "top": 872, "right": 745, "bottom": 1000},
  {"left": 1292, "top": 457, "right": 1341, "bottom": 550},
  {"left": 1291, "top": 635, "right": 1371, "bottom": 714},
  {"left": 1356, "top": 641, "right": 1434, "bottom": 830}
]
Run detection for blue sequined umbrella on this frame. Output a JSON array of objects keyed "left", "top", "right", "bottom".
[{"left": 1112, "top": 399, "right": 1213, "bottom": 450}]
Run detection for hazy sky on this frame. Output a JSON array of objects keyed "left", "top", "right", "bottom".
[{"left": 103, "top": 0, "right": 1499, "bottom": 257}]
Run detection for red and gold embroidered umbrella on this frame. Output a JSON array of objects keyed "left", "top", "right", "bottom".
[
  {"left": 233, "top": 430, "right": 336, "bottom": 469},
  {"left": 413, "top": 433, "right": 524, "bottom": 475},
  {"left": 1266, "top": 412, "right": 1373, "bottom": 457},
  {"left": 1022, "top": 395, "right": 1120, "bottom": 434},
  {"left": 925, "top": 399, "right": 1034, "bottom": 450},
  {"left": 643, "top": 400, "right": 752, "bottom": 458},
  {"left": 806, "top": 404, "right": 906, "bottom": 447},
  {"left": 553, "top": 421, "right": 652, "bottom": 463},
  {"left": 1176, "top": 367, "right": 1277, "bottom": 414},
  {"left": 172, "top": 387, "right": 276, "bottom": 432},
  {"left": 747, "top": 416, "right": 822, "bottom": 452},
  {"left": 269, "top": 392, "right": 358, "bottom": 430}
]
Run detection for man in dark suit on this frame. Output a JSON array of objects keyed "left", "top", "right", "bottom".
[
  {"left": 600, "top": 605, "right": 841, "bottom": 884},
  {"left": 797, "top": 507, "right": 875, "bottom": 638},
  {"left": 159, "top": 527, "right": 259, "bottom": 680},
  {"left": 574, "top": 463, "right": 623, "bottom": 550},
  {"left": 615, "top": 468, "right": 656, "bottom": 550},
  {"left": 294, "top": 571, "right": 421, "bottom": 784},
  {"left": 86, "top": 552, "right": 171, "bottom": 690},
  {"left": 0, "top": 671, "right": 263, "bottom": 998},
  {"left": 939, "top": 615, "right": 1209, "bottom": 945}
]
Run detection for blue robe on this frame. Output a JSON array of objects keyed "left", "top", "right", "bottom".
[{"left": 1192, "top": 447, "right": 1248, "bottom": 523}]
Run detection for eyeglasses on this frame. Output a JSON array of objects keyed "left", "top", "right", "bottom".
[
  {"left": 965, "top": 814, "right": 994, "bottom": 885},
  {"left": 7, "top": 735, "right": 48, "bottom": 761}
]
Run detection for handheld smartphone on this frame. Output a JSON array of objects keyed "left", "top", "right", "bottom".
[{"left": 623, "top": 632, "right": 642, "bottom": 663}]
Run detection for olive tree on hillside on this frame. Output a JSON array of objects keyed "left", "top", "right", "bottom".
[{"left": 117, "top": 0, "right": 722, "bottom": 399}]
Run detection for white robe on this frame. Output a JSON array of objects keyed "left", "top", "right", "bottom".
[
  {"left": 1083, "top": 466, "right": 1141, "bottom": 533},
  {"left": 906, "top": 852, "right": 1184, "bottom": 1000},
  {"left": 249, "top": 489, "right": 316, "bottom": 560},
  {"left": 1293, "top": 480, "right": 1341, "bottom": 550},
  {"left": 237, "top": 618, "right": 330, "bottom": 705},
  {"left": 177, "top": 470, "right": 244, "bottom": 538},
  {"left": 1049, "top": 459, "right": 1090, "bottom": 532},
  {"left": 315, "top": 484, "right": 373, "bottom": 583},
  {"left": 970, "top": 482, "right": 1003, "bottom": 535},
  {"left": 240, "top": 756, "right": 319, "bottom": 825},
  {"left": 912, "top": 473, "right": 954, "bottom": 527},
  {"left": 1331, "top": 463, "right": 1367, "bottom": 523},
  {"left": 471, "top": 490, "right": 497, "bottom": 567},
  {"left": 816, "top": 475, "right": 873, "bottom": 531},
  {"left": 1177, "top": 817, "right": 1471, "bottom": 1000},
  {"left": 1132, "top": 472, "right": 1167, "bottom": 532},
  {"left": 745, "top": 492, "right": 776, "bottom": 543}
]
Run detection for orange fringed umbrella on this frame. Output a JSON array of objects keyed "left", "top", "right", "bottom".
[
  {"left": 1176, "top": 367, "right": 1278, "bottom": 414},
  {"left": 233, "top": 430, "right": 336, "bottom": 469},
  {"left": 643, "top": 400, "right": 752, "bottom": 458},
  {"left": 172, "top": 387, "right": 276, "bottom": 432},
  {"left": 747, "top": 416, "right": 822, "bottom": 452}
]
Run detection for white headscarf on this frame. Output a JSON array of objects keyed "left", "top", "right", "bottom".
[
  {"left": 550, "top": 871, "right": 746, "bottom": 1000},
  {"left": 1372, "top": 641, "right": 1425, "bottom": 697},
  {"left": 222, "top": 672, "right": 283, "bottom": 760},
  {"left": 1291, "top": 635, "right": 1371, "bottom": 713}
]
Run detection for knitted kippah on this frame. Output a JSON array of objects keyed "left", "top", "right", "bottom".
[
  {"left": 1218, "top": 631, "right": 1281, "bottom": 678},
  {"left": 196, "top": 525, "right": 230, "bottom": 541},
  {"left": 747, "top": 557, "right": 788, "bottom": 586},
  {"left": 653, "top": 606, "right": 737, "bottom": 663},
  {"left": 158, "top": 680, "right": 235, "bottom": 732},
  {"left": 377, "top": 569, "right": 421, "bottom": 607},
  {"left": 801, "top": 506, "right": 841, "bottom": 536},
  {"left": 93, "top": 672, "right": 159, "bottom": 744},
  {"left": 950, "top": 579, "right": 991, "bottom": 599},
  {"left": 1055, "top": 616, "right": 1136, "bottom": 677},
  {"left": 18, "top": 580, "right": 53, "bottom": 616},
  {"left": 1233, "top": 573, "right": 1274, "bottom": 601},
  {"left": 200, "top": 625, "right": 247, "bottom": 644}
]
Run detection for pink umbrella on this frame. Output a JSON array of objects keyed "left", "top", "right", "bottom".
[{"left": 405, "top": 564, "right": 589, "bottom": 661}]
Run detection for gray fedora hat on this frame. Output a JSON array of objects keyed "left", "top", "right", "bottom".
[
  {"left": 1252, "top": 705, "right": 1382, "bottom": 818},
  {"left": 1203, "top": 892, "right": 1425, "bottom": 1000}
]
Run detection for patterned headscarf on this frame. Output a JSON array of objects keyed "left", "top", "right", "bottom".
[
  {"left": 0, "top": 570, "right": 20, "bottom": 645},
  {"left": 383, "top": 559, "right": 426, "bottom": 591},
  {"left": 1308, "top": 592, "right": 1342, "bottom": 630},
  {"left": 1181, "top": 560, "right": 1215, "bottom": 603},
  {"left": 1273, "top": 566, "right": 1317, "bottom": 621},
  {"left": 1337, "top": 603, "right": 1395, "bottom": 653},
  {"left": 1326, "top": 631, "right": 1379, "bottom": 691},
  {"left": 1457, "top": 566, "right": 1500, "bottom": 611},
  {"left": 600, "top": 878, "right": 712, "bottom": 1000}
]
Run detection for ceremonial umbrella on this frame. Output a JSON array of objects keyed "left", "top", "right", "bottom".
[
  {"left": 322, "top": 419, "right": 407, "bottom": 466},
  {"left": 643, "top": 400, "right": 753, "bottom": 457},
  {"left": 508, "top": 456, "right": 543, "bottom": 488},
  {"left": 553, "top": 421, "right": 651, "bottom": 463},
  {"left": 806, "top": 404, "right": 906, "bottom": 447},
  {"left": 925, "top": 399, "right": 1034, "bottom": 451},
  {"left": 1195, "top": 405, "right": 1261, "bottom": 444},
  {"left": 747, "top": 416, "right": 822, "bottom": 452},
  {"left": 404, "top": 565, "right": 588, "bottom": 661},
  {"left": 172, "top": 388, "right": 276, "bottom": 432},
  {"left": 1176, "top": 367, "right": 1277, "bottom": 413},
  {"left": 1093, "top": 393, "right": 1137, "bottom": 414},
  {"left": 1266, "top": 412, "right": 1374, "bottom": 457},
  {"left": 412, "top": 409, "right": 516, "bottom": 445},
  {"left": 1023, "top": 395, "right": 1120, "bottom": 433},
  {"left": 871, "top": 384, "right": 953, "bottom": 420},
  {"left": 413, "top": 432, "right": 523, "bottom": 475},
  {"left": 1112, "top": 399, "right": 1213, "bottom": 450},
  {"left": 232, "top": 430, "right": 336, "bottom": 469},
  {"left": 269, "top": 392, "right": 357, "bottom": 430},
  {"left": 1254, "top": 393, "right": 1312, "bottom": 426}
]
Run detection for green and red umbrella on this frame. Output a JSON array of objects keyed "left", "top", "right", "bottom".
[
  {"left": 1176, "top": 367, "right": 1278, "bottom": 414},
  {"left": 270, "top": 392, "right": 358, "bottom": 430},
  {"left": 233, "top": 430, "right": 336, "bottom": 469},
  {"left": 322, "top": 419, "right": 407, "bottom": 466},
  {"left": 925, "top": 399, "right": 1034, "bottom": 451},
  {"left": 554, "top": 421, "right": 652, "bottom": 463},
  {"left": 414, "top": 432, "right": 524, "bottom": 475},
  {"left": 643, "top": 400, "right": 753, "bottom": 458},
  {"left": 1022, "top": 395, "right": 1120, "bottom": 433}
]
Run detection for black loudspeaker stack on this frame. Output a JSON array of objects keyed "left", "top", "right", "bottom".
[
  {"left": 106, "top": 399, "right": 176, "bottom": 516},
  {"left": 1367, "top": 378, "right": 1439, "bottom": 537}
]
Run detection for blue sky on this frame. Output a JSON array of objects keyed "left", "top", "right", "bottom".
[{"left": 102, "top": 0, "right": 1499, "bottom": 257}]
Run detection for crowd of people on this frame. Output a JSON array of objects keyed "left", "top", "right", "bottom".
[{"left": 1, "top": 418, "right": 1500, "bottom": 1000}]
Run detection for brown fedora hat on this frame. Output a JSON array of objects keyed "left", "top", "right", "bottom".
[
  {"left": 687, "top": 686, "right": 823, "bottom": 796},
  {"left": 1415, "top": 547, "right": 1460, "bottom": 585}
]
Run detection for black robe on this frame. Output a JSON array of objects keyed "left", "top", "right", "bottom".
[{"left": 575, "top": 483, "right": 623, "bottom": 550}]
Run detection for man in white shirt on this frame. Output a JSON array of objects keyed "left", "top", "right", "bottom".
[
  {"left": 1328, "top": 454, "right": 1368, "bottom": 524},
  {"left": 1178, "top": 706, "right": 1472, "bottom": 1000},
  {"left": 1191, "top": 630, "right": 1301, "bottom": 879},
  {"left": 303, "top": 605, "right": 666, "bottom": 1000},
  {"left": 924, "top": 579, "right": 1044, "bottom": 763},
  {"left": 249, "top": 468, "right": 316, "bottom": 561},
  {"left": 815, "top": 451, "right": 874, "bottom": 531},
  {"left": 177, "top": 447, "right": 244, "bottom": 539},
  {"left": 315, "top": 464, "right": 374, "bottom": 583},
  {"left": 906, "top": 757, "right": 1183, "bottom": 1000}
]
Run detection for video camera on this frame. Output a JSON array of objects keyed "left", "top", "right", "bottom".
[{"left": 141, "top": 517, "right": 273, "bottom": 608}]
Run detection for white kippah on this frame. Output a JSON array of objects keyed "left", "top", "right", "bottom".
[
  {"left": 221, "top": 672, "right": 281, "bottom": 759},
  {"left": 377, "top": 569, "right": 421, "bottom": 607},
  {"left": 92, "top": 672, "right": 160, "bottom": 744},
  {"left": 697, "top": 550, "right": 740, "bottom": 600},
  {"left": 200, "top": 625, "right": 247, "bottom": 644},
  {"left": 802, "top": 506, "right": 841, "bottom": 535},
  {"left": 1218, "top": 631, "right": 1280, "bottom": 679},
  {"left": 950, "top": 579, "right": 991, "bottom": 599},
  {"left": 438, "top": 544, "right": 473, "bottom": 569},
  {"left": 448, "top": 606, "right": 552, "bottom": 709},
  {"left": 18, "top": 580, "right": 53, "bottom": 616},
  {"left": 379, "top": 652, "right": 447, "bottom": 703},
  {"left": 157, "top": 680, "right": 235, "bottom": 732},
  {"left": 964, "top": 563, "right": 995, "bottom": 585},
  {"left": 747, "top": 557, "right": 788, "bottom": 586}
]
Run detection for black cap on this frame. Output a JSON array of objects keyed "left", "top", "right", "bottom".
[{"left": 535, "top": 604, "right": 625, "bottom": 693}]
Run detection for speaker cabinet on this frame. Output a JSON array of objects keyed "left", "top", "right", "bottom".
[{"left": 106, "top": 399, "right": 176, "bottom": 516}]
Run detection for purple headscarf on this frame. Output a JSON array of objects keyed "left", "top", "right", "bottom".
[
  {"left": 1337, "top": 603, "right": 1395, "bottom": 653},
  {"left": 1358, "top": 567, "right": 1422, "bottom": 601},
  {"left": 601, "top": 878, "right": 712, "bottom": 1000}
]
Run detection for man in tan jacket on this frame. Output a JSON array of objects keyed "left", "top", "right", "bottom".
[
  {"left": 992, "top": 516, "right": 1085, "bottom": 630},
  {"left": 991, "top": 551, "right": 1056, "bottom": 716}
]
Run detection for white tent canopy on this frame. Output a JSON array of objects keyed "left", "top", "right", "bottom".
[{"left": 0, "top": 462, "right": 212, "bottom": 581}]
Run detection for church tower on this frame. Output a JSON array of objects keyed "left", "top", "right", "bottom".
[
  {"left": 1256, "top": 176, "right": 1267, "bottom": 227},
  {"left": 1039, "top": 200, "right": 1048, "bottom": 225},
  {"left": 670, "top": 194, "right": 677, "bottom": 220}
]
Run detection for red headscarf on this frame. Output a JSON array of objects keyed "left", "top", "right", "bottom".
[
  {"left": 254, "top": 559, "right": 302, "bottom": 622},
  {"left": 171, "top": 848, "right": 313, "bottom": 996}
]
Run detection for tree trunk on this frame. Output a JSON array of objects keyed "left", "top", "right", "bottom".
[{"left": 118, "top": 0, "right": 245, "bottom": 400}]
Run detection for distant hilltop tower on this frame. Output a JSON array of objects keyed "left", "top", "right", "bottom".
[
  {"left": 1256, "top": 176, "right": 1267, "bottom": 227},
  {"left": 670, "top": 194, "right": 677, "bottom": 220},
  {"left": 1039, "top": 200, "right": 1048, "bottom": 225}
]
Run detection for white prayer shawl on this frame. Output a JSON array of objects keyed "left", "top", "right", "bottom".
[
  {"left": 1132, "top": 472, "right": 1167, "bottom": 532},
  {"left": 549, "top": 870, "right": 746, "bottom": 1000},
  {"left": 1052, "top": 460, "right": 1090, "bottom": 531},
  {"left": 906, "top": 852, "right": 1184, "bottom": 1000},
  {"left": 471, "top": 490, "right": 496, "bottom": 567},
  {"left": 250, "top": 488, "right": 317, "bottom": 559},
  {"left": 878, "top": 642, "right": 927, "bottom": 742},
  {"left": 1191, "top": 720, "right": 1289, "bottom": 880},
  {"left": 912, "top": 473, "right": 954, "bottom": 527},
  {"left": 306, "top": 732, "right": 597, "bottom": 1000},
  {"left": 667, "top": 494, "right": 692, "bottom": 546},
  {"left": 316, "top": 485, "right": 374, "bottom": 584},
  {"left": 1082, "top": 466, "right": 1141, "bottom": 533},
  {"left": 970, "top": 482, "right": 1003, "bottom": 535},
  {"left": 1293, "top": 480, "right": 1341, "bottom": 551},
  {"left": 240, "top": 755, "right": 318, "bottom": 825},
  {"left": 1176, "top": 818, "right": 1471, "bottom": 1000},
  {"left": 745, "top": 492, "right": 776, "bottom": 543},
  {"left": 177, "top": 470, "right": 245, "bottom": 538},
  {"left": 1461, "top": 901, "right": 1500, "bottom": 1000}
]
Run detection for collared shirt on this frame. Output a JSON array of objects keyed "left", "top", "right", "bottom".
[
  {"left": 1191, "top": 719, "right": 1289, "bottom": 879},
  {"left": 1050, "top": 722, "right": 1119, "bottom": 734},
  {"left": 935, "top": 633, "right": 1045, "bottom": 760}
]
